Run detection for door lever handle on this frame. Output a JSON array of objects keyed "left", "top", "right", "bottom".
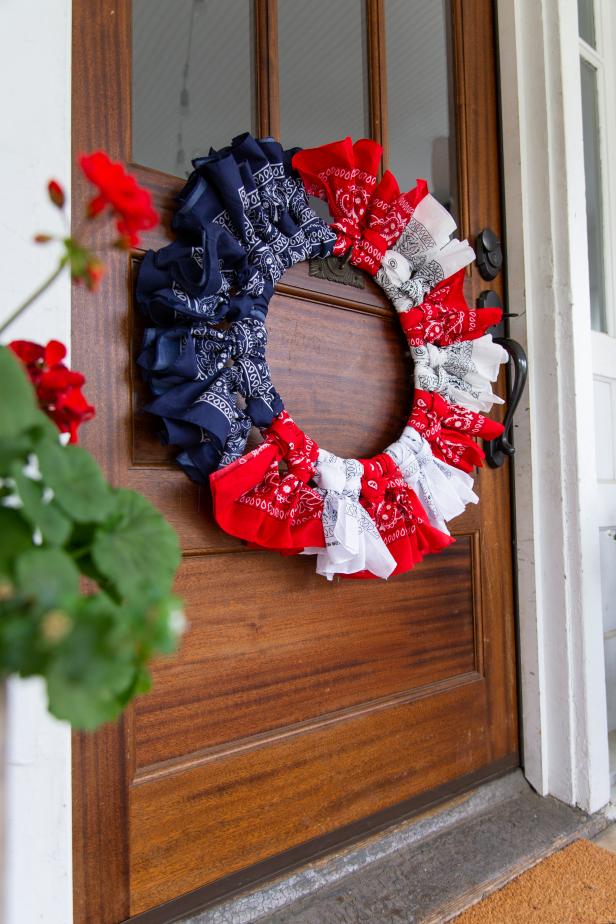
[{"left": 484, "top": 336, "right": 528, "bottom": 468}]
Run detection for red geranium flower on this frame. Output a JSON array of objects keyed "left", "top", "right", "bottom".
[
  {"left": 9, "top": 340, "right": 95, "bottom": 444},
  {"left": 79, "top": 151, "right": 158, "bottom": 248}
]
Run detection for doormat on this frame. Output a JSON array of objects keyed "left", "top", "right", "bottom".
[{"left": 453, "top": 839, "right": 616, "bottom": 923}]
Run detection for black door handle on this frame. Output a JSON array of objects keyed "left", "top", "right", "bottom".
[{"left": 484, "top": 336, "right": 528, "bottom": 468}]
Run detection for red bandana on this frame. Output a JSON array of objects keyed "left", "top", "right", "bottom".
[
  {"left": 210, "top": 412, "right": 325, "bottom": 551},
  {"left": 344, "top": 453, "right": 453, "bottom": 578},
  {"left": 292, "top": 137, "right": 382, "bottom": 256},
  {"left": 410, "top": 391, "right": 504, "bottom": 473},
  {"left": 399, "top": 271, "right": 503, "bottom": 347}
]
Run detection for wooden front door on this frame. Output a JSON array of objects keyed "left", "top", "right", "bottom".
[{"left": 72, "top": 2, "right": 518, "bottom": 921}]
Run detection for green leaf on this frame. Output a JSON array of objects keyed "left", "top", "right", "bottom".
[
  {"left": 92, "top": 489, "right": 180, "bottom": 600},
  {"left": 0, "top": 595, "right": 47, "bottom": 676},
  {"left": 43, "top": 591, "right": 138, "bottom": 729},
  {"left": 0, "top": 435, "right": 33, "bottom": 472},
  {"left": 15, "top": 547, "right": 80, "bottom": 608},
  {"left": 10, "top": 462, "right": 71, "bottom": 546},
  {"left": 35, "top": 440, "right": 113, "bottom": 523},
  {"left": 45, "top": 663, "right": 133, "bottom": 729},
  {"left": 0, "top": 508, "right": 33, "bottom": 577},
  {"left": 28, "top": 410, "right": 64, "bottom": 441},
  {"left": 0, "top": 346, "right": 39, "bottom": 438}
]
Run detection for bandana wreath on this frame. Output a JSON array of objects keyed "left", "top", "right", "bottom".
[{"left": 136, "top": 134, "right": 507, "bottom": 581}]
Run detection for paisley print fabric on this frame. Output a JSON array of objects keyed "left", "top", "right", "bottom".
[
  {"left": 210, "top": 412, "right": 325, "bottom": 550},
  {"left": 301, "top": 451, "right": 396, "bottom": 581},
  {"left": 385, "top": 426, "right": 479, "bottom": 534},
  {"left": 349, "top": 453, "right": 454, "bottom": 578},
  {"left": 136, "top": 133, "right": 511, "bottom": 581},
  {"left": 375, "top": 194, "right": 475, "bottom": 311},
  {"left": 411, "top": 335, "right": 508, "bottom": 413},
  {"left": 292, "top": 137, "right": 382, "bottom": 256},
  {"left": 398, "top": 270, "right": 503, "bottom": 348}
]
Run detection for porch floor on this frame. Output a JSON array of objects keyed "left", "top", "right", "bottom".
[{"left": 178, "top": 772, "right": 608, "bottom": 924}]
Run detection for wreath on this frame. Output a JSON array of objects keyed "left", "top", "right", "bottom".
[{"left": 136, "top": 135, "right": 506, "bottom": 581}]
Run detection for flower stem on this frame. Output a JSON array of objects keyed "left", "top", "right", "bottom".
[{"left": 0, "top": 259, "right": 68, "bottom": 337}]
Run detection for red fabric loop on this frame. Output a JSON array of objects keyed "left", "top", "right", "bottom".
[
  {"left": 292, "top": 138, "right": 382, "bottom": 256},
  {"left": 399, "top": 270, "right": 503, "bottom": 347},
  {"left": 209, "top": 412, "right": 324, "bottom": 550},
  {"left": 410, "top": 390, "right": 505, "bottom": 473},
  {"left": 347, "top": 453, "right": 453, "bottom": 578},
  {"left": 350, "top": 178, "right": 429, "bottom": 276},
  {"left": 264, "top": 410, "right": 318, "bottom": 482},
  {"left": 358, "top": 456, "right": 389, "bottom": 504}
]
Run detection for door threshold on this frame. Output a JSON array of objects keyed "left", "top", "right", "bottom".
[{"left": 131, "top": 768, "right": 608, "bottom": 924}]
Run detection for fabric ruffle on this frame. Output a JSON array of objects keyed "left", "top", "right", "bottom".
[
  {"left": 138, "top": 317, "right": 282, "bottom": 482},
  {"left": 136, "top": 227, "right": 261, "bottom": 326},
  {"left": 209, "top": 411, "right": 325, "bottom": 550},
  {"left": 351, "top": 175, "right": 429, "bottom": 276},
  {"left": 219, "top": 134, "right": 336, "bottom": 260},
  {"left": 302, "top": 450, "right": 396, "bottom": 581},
  {"left": 375, "top": 195, "right": 475, "bottom": 310},
  {"left": 398, "top": 270, "right": 503, "bottom": 347},
  {"left": 136, "top": 134, "right": 336, "bottom": 487},
  {"left": 346, "top": 453, "right": 453, "bottom": 578},
  {"left": 385, "top": 426, "right": 478, "bottom": 533},
  {"left": 292, "top": 137, "right": 383, "bottom": 256},
  {"left": 411, "top": 334, "right": 508, "bottom": 413},
  {"left": 410, "top": 390, "right": 505, "bottom": 473}
]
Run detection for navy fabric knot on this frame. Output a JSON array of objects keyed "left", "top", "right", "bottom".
[
  {"left": 139, "top": 318, "right": 282, "bottom": 482},
  {"left": 134, "top": 132, "right": 337, "bottom": 484}
]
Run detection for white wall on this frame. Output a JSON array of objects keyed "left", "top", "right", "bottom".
[{"left": 0, "top": 1, "right": 73, "bottom": 922}]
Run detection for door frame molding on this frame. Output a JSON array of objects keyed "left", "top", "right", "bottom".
[{"left": 497, "top": 0, "right": 610, "bottom": 813}]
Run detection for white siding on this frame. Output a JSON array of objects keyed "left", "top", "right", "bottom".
[{"left": 0, "top": 2, "right": 73, "bottom": 922}]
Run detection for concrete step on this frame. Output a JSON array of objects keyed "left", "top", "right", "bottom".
[{"left": 178, "top": 771, "right": 607, "bottom": 924}]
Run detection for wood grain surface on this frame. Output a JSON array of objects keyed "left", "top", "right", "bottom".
[{"left": 71, "top": 2, "right": 518, "bottom": 921}]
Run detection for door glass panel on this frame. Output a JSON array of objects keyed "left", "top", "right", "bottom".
[
  {"left": 578, "top": 0, "right": 597, "bottom": 47},
  {"left": 132, "top": 0, "right": 255, "bottom": 177},
  {"left": 278, "top": 0, "right": 369, "bottom": 150},
  {"left": 580, "top": 57, "right": 607, "bottom": 332},
  {"left": 386, "top": 0, "right": 456, "bottom": 212}
]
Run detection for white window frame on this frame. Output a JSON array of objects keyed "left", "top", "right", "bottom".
[{"left": 583, "top": 0, "right": 616, "bottom": 343}]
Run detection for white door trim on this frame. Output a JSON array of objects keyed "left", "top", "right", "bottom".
[{"left": 497, "top": 0, "right": 610, "bottom": 813}]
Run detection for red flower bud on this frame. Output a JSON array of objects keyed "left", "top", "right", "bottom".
[
  {"left": 85, "top": 259, "right": 105, "bottom": 292},
  {"left": 48, "top": 180, "right": 65, "bottom": 209}
]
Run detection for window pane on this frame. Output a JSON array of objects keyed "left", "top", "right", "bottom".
[
  {"left": 278, "top": 0, "right": 369, "bottom": 149},
  {"left": 580, "top": 58, "right": 607, "bottom": 332},
  {"left": 578, "top": 0, "right": 597, "bottom": 47},
  {"left": 386, "top": 0, "right": 455, "bottom": 212},
  {"left": 132, "top": 0, "right": 254, "bottom": 177}
]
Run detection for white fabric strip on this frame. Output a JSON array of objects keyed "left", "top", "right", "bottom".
[
  {"left": 411, "top": 335, "right": 508, "bottom": 413},
  {"left": 375, "top": 194, "right": 475, "bottom": 312},
  {"left": 385, "top": 426, "right": 478, "bottom": 534},
  {"left": 302, "top": 450, "right": 396, "bottom": 580}
]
